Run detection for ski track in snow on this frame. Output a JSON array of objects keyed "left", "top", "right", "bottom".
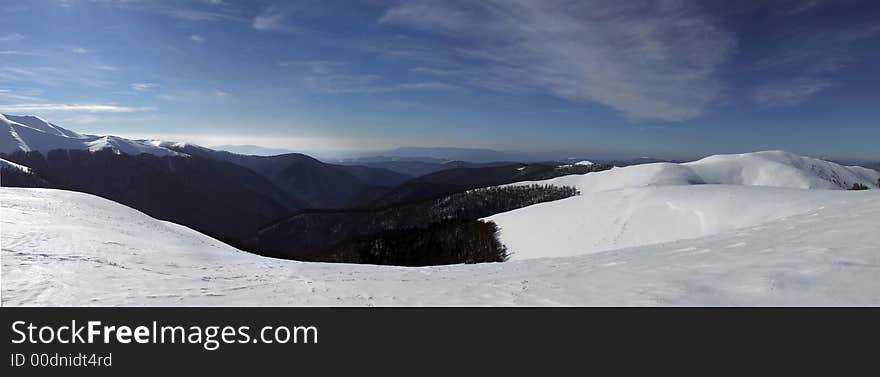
[{"left": 3, "top": 187, "right": 880, "bottom": 306}]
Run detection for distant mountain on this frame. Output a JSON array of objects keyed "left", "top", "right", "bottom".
[
  {"left": 1, "top": 113, "right": 183, "bottom": 157},
  {"left": 211, "top": 144, "right": 296, "bottom": 156},
  {"left": 1, "top": 114, "right": 413, "bottom": 210},
  {"left": 597, "top": 157, "right": 680, "bottom": 167},
  {"left": 831, "top": 159, "right": 880, "bottom": 174},
  {"left": 376, "top": 147, "right": 538, "bottom": 163},
  {"left": 167, "top": 145, "right": 411, "bottom": 208},
  {"left": 338, "top": 158, "right": 519, "bottom": 177},
  {"left": 362, "top": 162, "right": 611, "bottom": 207}
]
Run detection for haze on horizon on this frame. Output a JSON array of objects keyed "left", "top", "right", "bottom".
[{"left": 1, "top": 0, "right": 879, "bottom": 161}]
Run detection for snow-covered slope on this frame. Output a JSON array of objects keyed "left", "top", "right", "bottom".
[
  {"left": 531, "top": 151, "right": 878, "bottom": 192},
  {"left": 0, "top": 114, "right": 185, "bottom": 157},
  {"left": 1, "top": 158, "right": 31, "bottom": 173},
  {"left": 3, "top": 187, "right": 880, "bottom": 306},
  {"left": 489, "top": 151, "right": 880, "bottom": 260}
]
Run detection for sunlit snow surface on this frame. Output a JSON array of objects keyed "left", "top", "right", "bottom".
[
  {"left": 1, "top": 114, "right": 184, "bottom": 157},
  {"left": 3, "top": 186, "right": 879, "bottom": 306},
  {"left": 490, "top": 150, "right": 880, "bottom": 260}
]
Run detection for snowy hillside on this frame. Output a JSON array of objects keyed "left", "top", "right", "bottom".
[
  {"left": 489, "top": 151, "right": 880, "bottom": 260},
  {"left": 528, "top": 151, "right": 879, "bottom": 192},
  {"left": 0, "top": 114, "right": 184, "bottom": 157},
  {"left": 3, "top": 186, "right": 880, "bottom": 306},
  {"left": 1, "top": 158, "right": 31, "bottom": 173}
]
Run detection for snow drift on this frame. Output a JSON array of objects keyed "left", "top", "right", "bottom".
[{"left": 0, "top": 113, "right": 184, "bottom": 157}]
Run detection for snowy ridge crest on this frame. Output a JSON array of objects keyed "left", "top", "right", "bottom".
[
  {"left": 527, "top": 150, "right": 880, "bottom": 192},
  {"left": 1, "top": 113, "right": 188, "bottom": 158}
]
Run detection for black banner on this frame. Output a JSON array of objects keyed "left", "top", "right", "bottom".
[{"left": 1, "top": 308, "right": 877, "bottom": 375}]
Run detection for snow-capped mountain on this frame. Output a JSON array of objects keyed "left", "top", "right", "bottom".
[
  {"left": 0, "top": 113, "right": 184, "bottom": 157},
  {"left": 488, "top": 151, "right": 880, "bottom": 260},
  {"left": 4, "top": 185, "right": 880, "bottom": 306}
]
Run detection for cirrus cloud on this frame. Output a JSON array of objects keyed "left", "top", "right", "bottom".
[
  {"left": 382, "top": 0, "right": 736, "bottom": 122},
  {"left": 0, "top": 103, "right": 153, "bottom": 113}
]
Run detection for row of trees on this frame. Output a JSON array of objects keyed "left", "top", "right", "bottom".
[
  {"left": 260, "top": 184, "right": 580, "bottom": 263},
  {"left": 313, "top": 220, "right": 508, "bottom": 266}
]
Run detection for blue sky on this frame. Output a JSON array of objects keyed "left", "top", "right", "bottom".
[{"left": 1, "top": 0, "right": 878, "bottom": 160}]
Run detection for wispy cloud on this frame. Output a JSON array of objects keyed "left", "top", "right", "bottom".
[
  {"left": 0, "top": 33, "right": 24, "bottom": 42},
  {"left": 753, "top": 78, "right": 831, "bottom": 107},
  {"left": 0, "top": 66, "right": 112, "bottom": 87},
  {"left": 381, "top": 0, "right": 736, "bottom": 121},
  {"left": 0, "top": 50, "right": 42, "bottom": 56},
  {"left": 277, "top": 60, "right": 344, "bottom": 73},
  {"left": 71, "top": 47, "right": 89, "bottom": 54},
  {"left": 282, "top": 60, "right": 457, "bottom": 94},
  {"left": 0, "top": 104, "right": 154, "bottom": 113},
  {"left": 786, "top": 0, "right": 826, "bottom": 15},
  {"left": 0, "top": 88, "right": 42, "bottom": 102},
  {"left": 110, "top": 0, "right": 247, "bottom": 23},
  {"left": 131, "top": 83, "right": 159, "bottom": 91},
  {"left": 410, "top": 67, "right": 461, "bottom": 76},
  {"left": 751, "top": 23, "right": 880, "bottom": 108},
  {"left": 156, "top": 88, "right": 232, "bottom": 102},
  {"left": 380, "top": 100, "right": 420, "bottom": 109},
  {"left": 394, "top": 82, "right": 455, "bottom": 90},
  {"left": 190, "top": 34, "right": 205, "bottom": 43},
  {"left": 171, "top": 9, "right": 239, "bottom": 22},
  {"left": 253, "top": 6, "right": 286, "bottom": 31}
]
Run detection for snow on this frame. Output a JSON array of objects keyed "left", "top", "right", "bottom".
[
  {"left": 1, "top": 114, "right": 186, "bottom": 158},
  {"left": 3, "top": 150, "right": 880, "bottom": 306},
  {"left": 3, "top": 186, "right": 880, "bottom": 306},
  {"left": 558, "top": 160, "right": 594, "bottom": 169},
  {"left": 522, "top": 151, "right": 879, "bottom": 193},
  {"left": 489, "top": 185, "right": 857, "bottom": 260},
  {"left": 85, "top": 136, "right": 184, "bottom": 157},
  {"left": 490, "top": 151, "right": 880, "bottom": 260},
  {"left": 0, "top": 158, "right": 31, "bottom": 173},
  {"left": 2, "top": 114, "right": 83, "bottom": 139}
]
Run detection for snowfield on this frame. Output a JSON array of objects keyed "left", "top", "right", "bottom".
[
  {"left": 3, "top": 183, "right": 880, "bottom": 306},
  {"left": 490, "top": 151, "right": 880, "bottom": 260}
]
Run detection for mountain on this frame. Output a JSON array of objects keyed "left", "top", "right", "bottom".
[
  {"left": 167, "top": 145, "right": 410, "bottom": 208},
  {"left": 338, "top": 159, "right": 456, "bottom": 177},
  {"left": 488, "top": 151, "right": 880, "bottom": 260},
  {"left": 337, "top": 158, "right": 523, "bottom": 177},
  {"left": 1, "top": 113, "right": 412, "bottom": 209},
  {"left": 2, "top": 149, "right": 303, "bottom": 248},
  {"left": 375, "top": 147, "right": 538, "bottom": 163},
  {"left": 364, "top": 162, "right": 610, "bottom": 207},
  {"left": 211, "top": 144, "right": 296, "bottom": 156},
  {"left": 1, "top": 113, "right": 183, "bottom": 157},
  {"left": 5, "top": 184, "right": 880, "bottom": 305}
]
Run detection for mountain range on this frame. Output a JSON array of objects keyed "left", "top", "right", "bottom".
[
  {"left": 3, "top": 114, "right": 879, "bottom": 268},
  {"left": 1, "top": 114, "right": 606, "bottom": 258},
  {"left": 4, "top": 148, "right": 880, "bottom": 305}
]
